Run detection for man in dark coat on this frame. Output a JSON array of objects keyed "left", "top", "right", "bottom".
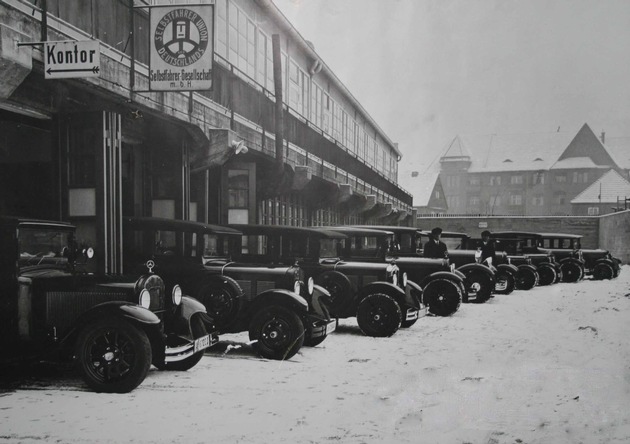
[
  {"left": 479, "top": 230, "right": 496, "bottom": 266},
  {"left": 424, "top": 227, "right": 448, "bottom": 258}
]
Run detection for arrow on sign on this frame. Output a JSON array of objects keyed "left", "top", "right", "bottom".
[{"left": 46, "top": 66, "right": 100, "bottom": 75}]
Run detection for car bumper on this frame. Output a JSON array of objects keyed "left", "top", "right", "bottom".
[
  {"left": 406, "top": 305, "right": 428, "bottom": 321},
  {"left": 308, "top": 317, "right": 338, "bottom": 339},
  {"left": 164, "top": 331, "right": 219, "bottom": 363}
]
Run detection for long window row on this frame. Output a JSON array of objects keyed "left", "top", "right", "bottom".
[{"left": 216, "top": 0, "right": 398, "bottom": 182}]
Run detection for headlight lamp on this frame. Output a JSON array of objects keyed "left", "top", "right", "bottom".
[
  {"left": 402, "top": 272, "right": 408, "bottom": 287},
  {"left": 294, "top": 280, "right": 302, "bottom": 295},
  {"left": 139, "top": 289, "right": 151, "bottom": 309},
  {"left": 172, "top": 285, "right": 183, "bottom": 306},
  {"left": 307, "top": 277, "right": 314, "bottom": 295}
]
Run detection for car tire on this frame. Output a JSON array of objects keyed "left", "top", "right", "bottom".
[
  {"left": 464, "top": 270, "right": 493, "bottom": 303},
  {"left": 515, "top": 267, "right": 538, "bottom": 290},
  {"left": 560, "top": 262, "right": 583, "bottom": 283},
  {"left": 314, "top": 272, "right": 353, "bottom": 316},
  {"left": 75, "top": 318, "right": 152, "bottom": 393},
  {"left": 249, "top": 305, "right": 305, "bottom": 360},
  {"left": 153, "top": 315, "right": 207, "bottom": 371},
  {"left": 356, "top": 293, "right": 402, "bottom": 337},
  {"left": 593, "top": 263, "right": 614, "bottom": 280},
  {"left": 422, "top": 278, "right": 462, "bottom": 316},
  {"left": 494, "top": 270, "right": 515, "bottom": 295},
  {"left": 197, "top": 282, "right": 241, "bottom": 331},
  {"left": 537, "top": 264, "right": 557, "bottom": 286}
]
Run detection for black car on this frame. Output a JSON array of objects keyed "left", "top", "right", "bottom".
[
  {"left": 123, "top": 217, "right": 335, "bottom": 360},
  {"left": 489, "top": 231, "right": 574, "bottom": 284},
  {"left": 230, "top": 224, "right": 424, "bottom": 338},
  {"left": 331, "top": 226, "right": 467, "bottom": 312},
  {"left": 535, "top": 233, "right": 621, "bottom": 280},
  {"left": 0, "top": 217, "right": 215, "bottom": 393}
]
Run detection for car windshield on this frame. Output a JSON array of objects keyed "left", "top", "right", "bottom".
[
  {"left": 344, "top": 235, "right": 391, "bottom": 258},
  {"left": 442, "top": 237, "right": 464, "bottom": 250},
  {"left": 18, "top": 227, "right": 72, "bottom": 267},
  {"left": 200, "top": 234, "right": 231, "bottom": 259},
  {"left": 319, "top": 238, "right": 343, "bottom": 259}
]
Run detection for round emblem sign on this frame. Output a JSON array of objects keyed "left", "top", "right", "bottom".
[{"left": 154, "top": 8, "right": 209, "bottom": 67}]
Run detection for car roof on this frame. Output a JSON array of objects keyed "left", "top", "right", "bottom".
[
  {"left": 490, "top": 231, "right": 542, "bottom": 238},
  {"left": 229, "top": 224, "right": 347, "bottom": 239},
  {"left": 124, "top": 217, "right": 241, "bottom": 236},
  {"left": 536, "top": 232, "right": 583, "bottom": 239},
  {"left": 0, "top": 216, "right": 75, "bottom": 230},
  {"left": 322, "top": 226, "right": 394, "bottom": 237},
  {"left": 351, "top": 225, "right": 420, "bottom": 234},
  {"left": 431, "top": 231, "right": 470, "bottom": 238}
]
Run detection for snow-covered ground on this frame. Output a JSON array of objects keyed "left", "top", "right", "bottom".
[{"left": 2, "top": 267, "right": 630, "bottom": 444}]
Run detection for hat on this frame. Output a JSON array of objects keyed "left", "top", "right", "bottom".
[
  {"left": 431, "top": 227, "right": 442, "bottom": 236},
  {"left": 481, "top": 230, "right": 491, "bottom": 237}
]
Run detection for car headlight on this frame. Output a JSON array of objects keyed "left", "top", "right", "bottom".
[
  {"left": 392, "top": 272, "right": 398, "bottom": 287},
  {"left": 402, "top": 272, "right": 408, "bottom": 287},
  {"left": 307, "top": 277, "right": 314, "bottom": 295},
  {"left": 294, "top": 280, "right": 301, "bottom": 295},
  {"left": 139, "top": 289, "right": 151, "bottom": 309},
  {"left": 172, "top": 285, "right": 183, "bottom": 306},
  {"left": 507, "top": 257, "right": 512, "bottom": 265},
  {"left": 450, "top": 263, "right": 455, "bottom": 273}
]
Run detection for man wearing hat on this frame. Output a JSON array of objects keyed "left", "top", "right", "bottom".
[
  {"left": 478, "top": 230, "right": 496, "bottom": 266},
  {"left": 424, "top": 227, "right": 448, "bottom": 259}
]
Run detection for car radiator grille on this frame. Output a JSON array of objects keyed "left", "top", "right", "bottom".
[
  {"left": 257, "top": 281, "right": 275, "bottom": 294},
  {"left": 46, "top": 292, "right": 127, "bottom": 335},
  {"left": 363, "top": 275, "right": 377, "bottom": 286}
]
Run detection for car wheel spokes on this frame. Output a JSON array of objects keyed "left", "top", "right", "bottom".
[{"left": 87, "top": 329, "right": 134, "bottom": 383}]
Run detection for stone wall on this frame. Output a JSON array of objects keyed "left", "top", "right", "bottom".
[
  {"left": 599, "top": 210, "right": 630, "bottom": 264},
  {"left": 415, "top": 216, "right": 600, "bottom": 248}
]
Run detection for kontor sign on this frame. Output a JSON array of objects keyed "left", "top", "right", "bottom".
[{"left": 149, "top": 5, "right": 214, "bottom": 91}]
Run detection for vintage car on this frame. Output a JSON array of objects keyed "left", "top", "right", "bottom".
[
  {"left": 332, "top": 226, "right": 468, "bottom": 312},
  {"left": 489, "top": 231, "right": 578, "bottom": 283},
  {"left": 123, "top": 217, "right": 336, "bottom": 360},
  {"left": 534, "top": 233, "right": 621, "bottom": 280},
  {"left": 229, "top": 224, "right": 423, "bottom": 337},
  {"left": 420, "top": 230, "right": 520, "bottom": 295},
  {"left": 0, "top": 217, "right": 215, "bottom": 393}
]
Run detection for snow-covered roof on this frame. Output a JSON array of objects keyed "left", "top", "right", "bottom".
[
  {"left": 571, "top": 169, "right": 630, "bottom": 204},
  {"left": 408, "top": 171, "right": 441, "bottom": 206},
  {"left": 441, "top": 130, "right": 576, "bottom": 173},
  {"left": 550, "top": 157, "right": 609, "bottom": 169}
]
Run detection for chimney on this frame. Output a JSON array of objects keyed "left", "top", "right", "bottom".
[{"left": 600, "top": 131, "right": 606, "bottom": 144}]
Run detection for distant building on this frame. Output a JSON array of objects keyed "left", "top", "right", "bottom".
[
  {"left": 571, "top": 169, "right": 630, "bottom": 215},
  {"left": 410, "top": 173, "right": 447, "bottom": 215},
  {"left": 437, "top": 123, "right": 622, "bottom": 216}
]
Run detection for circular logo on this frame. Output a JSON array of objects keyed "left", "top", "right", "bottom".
[
  {"left": 154, "top": 8, "right": 209, "bottom": 67},
  {"left": 146, "top": 260, "right": 155, "bottom": 273}
]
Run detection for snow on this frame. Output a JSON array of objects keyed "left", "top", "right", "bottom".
[{"left": 2, "top": 267, "right": 630, "bottom": 444}]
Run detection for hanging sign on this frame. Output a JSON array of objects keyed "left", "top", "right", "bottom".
[
  {"left": 44, "top": 40, "right": 100, "bottom": 79},
  {"left": 149, "top": 4, "right": 214, "bottom": 91}
]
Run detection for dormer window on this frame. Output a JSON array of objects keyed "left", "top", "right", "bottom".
[
  {"left": 503, "top": 159, "right": 512, "bottom": 163},
  {"left": 534, "top": 157, "right": 543, "bottom": 161}
]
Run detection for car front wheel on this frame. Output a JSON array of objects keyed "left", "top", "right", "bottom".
[
  {"left": 593, "top": 263, "right": 614, "bottom": 280},
  {"left": 515, "top": 267, "right": 538, "bottom": 290},
  {"left": 560, "top": 262, "right": 583, "bottom": 283},
  {"left": 356, "top": 293, "right": 402, "bottom": 337},
  {"left": 464, "top": 270, "right": 494, "bottom": 303},
  {"left": 249, "top": 305, "right": 305, "bottom": 360},
  {"left": 537, "top": 264, "right": 557, "bottom": 286},
  {"left": 494, "top": 270, "right": 515, "bottom": 295},
  {"left": 423, "top": 278, "right": 462, "bottom": 316},
  {"left": 75, "top": 318, "right": 152, "bottom": 393}
]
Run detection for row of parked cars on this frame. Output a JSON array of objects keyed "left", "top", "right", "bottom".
[{"left": 1, "top": 216, "right": 620, "bottom": 393}]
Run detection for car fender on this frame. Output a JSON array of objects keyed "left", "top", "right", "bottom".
[
  {"left": 404, "top": 279, "right": 423, "bottom": 309},
  {"left": 559, "top": 257, "right": 584, "bottom": 268},
  {"left": 357, "top": 281, "right": 406, "bottom": 309},
  {"left": 59, "top": 302, "right": 162, "bottom": 349},
  {"left": 167, "top": 296, "right": 214, "bottom": 337},
  {"left": 457, "top": 263, "right": 496, "bottom": 279},
  {"left": 194, "top": 273, "right": 244, "bottom": 298},
  {"left": 517, "top": 263, "right": 538, "bottom": 274},
  {"left": 497, "top": 263, "right": 518, "bottom": 275},
  {"left": 420, "top": 271, "right": 464, "bottom": 289},
  {"left": 594, "top": 258, "right": 615, "bottom": 267},
  {"left": 249, "top": 289, "right": 309, "bottom": 316}
]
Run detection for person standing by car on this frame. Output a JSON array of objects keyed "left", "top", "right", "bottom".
[
  {"left": 424, "top": 227, "right": 448, "bottom": 259},
  {"left": 478, "top": 230, "right": 496, "bottom": 266}
]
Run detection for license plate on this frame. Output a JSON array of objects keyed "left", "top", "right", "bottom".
[
  {"left": 194, "top": 334, "right": 211, "bottom": 353},
  {"left": 325, "top": 320, "right": 337, "bottom": 335}
]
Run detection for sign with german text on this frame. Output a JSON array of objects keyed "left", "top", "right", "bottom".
[
  {"left": 149, "top": 4, "right": 214, "bottom": 91},
  {"left": 44, "top": 40, "right": 100, "bottom": 79}
]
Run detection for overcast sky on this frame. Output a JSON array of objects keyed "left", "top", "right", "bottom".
[{"left": 272, "top": 0, "right": 630, "bottom": 189}]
